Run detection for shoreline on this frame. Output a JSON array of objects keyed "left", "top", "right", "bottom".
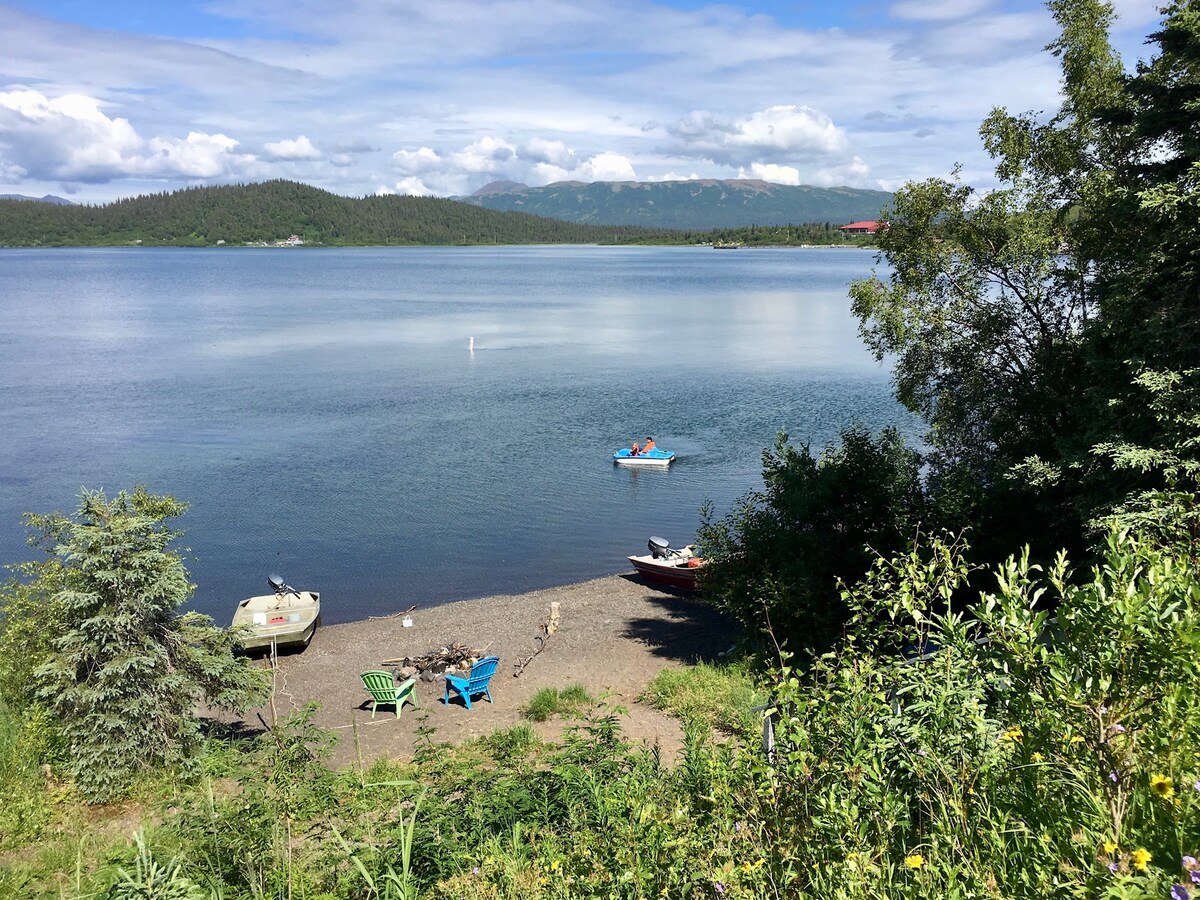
[{"left": 227, "top": 573, "right": 737, "bottom": 767}]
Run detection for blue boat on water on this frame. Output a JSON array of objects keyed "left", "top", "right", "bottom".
[{"left": 613, "top": 447, "right": 675, "bottom": 467}]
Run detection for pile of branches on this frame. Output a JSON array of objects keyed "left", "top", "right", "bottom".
[{"left": 383, "top": 642, "right": 487, "bottom": 680}]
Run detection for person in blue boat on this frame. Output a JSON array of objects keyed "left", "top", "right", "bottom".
[
  {"left": 643, "top": 436, "right": 656, "bottom": 454},
  {"left": 630, "top": 440, "right": 641, "bottom": 456}
]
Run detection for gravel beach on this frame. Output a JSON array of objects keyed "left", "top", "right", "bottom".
[{"left": 225, "top": 574, "right": 738, "bottom": 768}]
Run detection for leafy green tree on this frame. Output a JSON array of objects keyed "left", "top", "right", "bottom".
[
  {"left": 698, "top": 425, "right": 926, "bottom": 656},
  {"left": 845, "top": 0, "right": 1200, "bottom": 563},
  {"left": 28, "top": 487, "right": 269, "bottom": 802}
]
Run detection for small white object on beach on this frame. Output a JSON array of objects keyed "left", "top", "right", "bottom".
[{"left": 402, "top": 615, "right": 413, "bottom": 628}]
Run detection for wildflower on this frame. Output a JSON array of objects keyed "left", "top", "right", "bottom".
[
  {"left": 1172, "top": 885, "right": 1190, "bottom": 900},
  {"left": 1032, "top": 752, "right": 1044, "bottom": 762},
  {"left": 905, "top": 853, "right": 925, "bottom": 869},
  {"left": 1103, "top": 841, "right": 1119, "bottom": 855},
  {"left": 917, "top": 748, "right": 928, "bottom": 757},
  {"left": 1194, "top": 780, "right": 1200, "bottom": 792},
  {"left": 1111, "top": 723, "right": 1126, "bottom": 733},
  {"left": 1131, "top": 848, "right": 1152, "bottom": 872},
  {"left": 1152, "top": 774, "right": 1176, "bottom": 800},
  {"left": 714, "top": 882, "right": 725, "bottom": 894},
  {"left": 472, "top": 867, "right": 480, "bottom": 876},
  {"left": 1109, "top": 771, "right": 1119, "bottom": 783},
  {"left": 1001, "top": 727, "right": 1023, "bottom": 743},
  {"left": 1108, "top": 862, "right": 1119, "bottom": 873},
  {"left": 735, "top": 821, "right": 743, "bottom": 833},
  {"left": 1183, "top": 856, "right": 1198, "bottom": 869},
  {"left": 1068, "top": 735, "right": 1085, "bottom": 745}
]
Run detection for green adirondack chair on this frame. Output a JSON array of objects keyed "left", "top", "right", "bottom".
[{"left": 360, "top": 670, "right": 418, "bottom": 719}]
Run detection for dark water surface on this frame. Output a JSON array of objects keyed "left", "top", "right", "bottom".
[{"left": 0, "top": 245, "right": 914, "bottom": 623}]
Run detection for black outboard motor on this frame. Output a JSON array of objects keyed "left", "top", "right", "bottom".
[
  {"left": 648, "top": 536, "right": 676, "bottom": 559},
  {"left": 267, "top": 574, "right": 296, "bottom": 596}
]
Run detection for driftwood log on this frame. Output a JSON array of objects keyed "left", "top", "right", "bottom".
[
  {"left": 381, "top": 642, "right": 487, "bottom": 682},
  {"left": 513, "top": 602, "right": 560, "bottom": 678}
]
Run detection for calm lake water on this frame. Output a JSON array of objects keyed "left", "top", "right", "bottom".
[{"left": 0, "top": 245, "right": 915, "bottom": 624}]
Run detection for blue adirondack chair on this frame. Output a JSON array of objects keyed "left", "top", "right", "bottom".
[
  {"left": 442, "top": 655, "right": 500, "bottom": 709},
  {"left": 360, "top": 670, "right": 418, "bottom": 719}
]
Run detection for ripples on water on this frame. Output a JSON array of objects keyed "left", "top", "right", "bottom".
[{"left": 0, "top": 245, "right": 915, "bottom": 623}]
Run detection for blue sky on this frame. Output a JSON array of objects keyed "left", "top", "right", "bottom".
[{"left": 0, "top": 0, "right": 1163, "bottom": 204}]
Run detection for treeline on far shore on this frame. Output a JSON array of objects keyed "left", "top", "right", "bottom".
[{"left": 0, "top": 179, "right": 872, "bottom": 248}]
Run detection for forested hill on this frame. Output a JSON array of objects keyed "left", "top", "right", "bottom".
[
  {"left": 0, "top": 180, "right": 672, "bottom": 247},
  {"left": 461, "top": 178, "right": 892, "bottom": 229}
]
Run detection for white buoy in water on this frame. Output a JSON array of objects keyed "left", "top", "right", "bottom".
[{"left": 469, "top": 336, "right": 474, "bottom": 353}]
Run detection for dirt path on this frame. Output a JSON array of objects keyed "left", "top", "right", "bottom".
[{"left": 222, "top": 575, "right": 737, "bottom": 768}]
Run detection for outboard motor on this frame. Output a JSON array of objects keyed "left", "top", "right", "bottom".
[
  {"left": 648, "top": 536, "right": 675, "bottom": 559},
  {"left": 267, "top": 574, "right": 296, "bottom": 596}
]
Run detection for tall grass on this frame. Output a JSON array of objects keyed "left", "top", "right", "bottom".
[
  {"left": 642, "top": 659, "right": 763, "bottom": 733},
  {"left": 4, "top": 532, "right": 1200, "bottom": 899}
]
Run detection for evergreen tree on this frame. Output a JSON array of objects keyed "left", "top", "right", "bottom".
[{"left": 28, "top": 487, "right": 268, "bottom": 802}]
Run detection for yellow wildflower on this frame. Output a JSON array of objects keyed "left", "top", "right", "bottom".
[
  {"left": 1001, "top": 727, "right": 1023, "bottom": 743},
  {"left": 1031, "top": 752, "right": 1044, "bottom": 762},
  {"left": 1103, "top": 841, "right": 1118, "bottom": 855},
  {"left": 1150, "top": 774, "right": 1175, "bottom": 800},
  {"left": 1131, "top": 848, "right": 1151, "bottom": 871},
  {"left": 905, "top": 853, "right": 925, "bottom": 869},
  {"left": 1068, "top": 735, "right": 1085, "bottom": 745}
]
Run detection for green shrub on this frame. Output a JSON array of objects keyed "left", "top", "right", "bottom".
[
  {"left": 522, "top": 685, "right": 593, "bottom": 722},
  {"left": 481, "top": 724, "right": 541, "bottom": 760},
  {"left": 642, "top": 661, "right": 763, "bottom": 733}
]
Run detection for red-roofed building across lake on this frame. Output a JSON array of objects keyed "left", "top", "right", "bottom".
[{"left": 838, "top": 220, "right": 881, "bottom": 234}]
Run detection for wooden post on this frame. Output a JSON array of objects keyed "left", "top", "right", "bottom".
[{"left": 548, "top": 602, "right": 560, "bottom": 635}]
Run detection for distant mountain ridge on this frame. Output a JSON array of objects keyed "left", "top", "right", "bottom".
[
  {"left": 0, "top": 180, "right": 657, "bottom": 247},
  {"left": 0, "top": 193, "right": 74, "bottom": 205},
  {"left": 460, "top": 178, "right": 891, "bottom": 229}
]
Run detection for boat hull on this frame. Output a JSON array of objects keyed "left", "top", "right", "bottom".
[
  {"left": 627, "top": 554, "right": 703, "bottom": 590},
  {"left": 613, "top": 448, "right": 675, "bottom": 467},
  {"left": 232, "top": 590, "right": 321, "bottom": 651}
]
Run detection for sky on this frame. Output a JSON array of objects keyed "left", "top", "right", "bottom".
[{"left": 0, "top": 0, "right": 1165, "bottom": 204}]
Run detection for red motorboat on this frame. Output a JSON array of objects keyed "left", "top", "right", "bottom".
[{"left": 627, "top": 536, "right": 705, "bottom": 590}]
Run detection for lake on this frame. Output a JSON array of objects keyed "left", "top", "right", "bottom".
[{"left": 0, "top": 245, "right": 914, "bottom": 624}]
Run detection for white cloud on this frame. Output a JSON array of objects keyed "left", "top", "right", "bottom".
[
  {"left": 742, "top": 162, "right": 801, "bottom": 185},
  {"left": 0, "top": 87, "right": 254, "bottom": 183},
  {"left": 263, "top": 135, "right": 320, "bottom": 160},
  {"left": 666, "top": 105, "right": 847, "bottom": 167},
  {"left": 579, "top": 151, "right": 636, "bottom": 182},
  {"left": 144, "top": 132, "right": 244, "bottom": 178},
  {"left": 0, "top": 0, "right": 1177, "bottom": 201},
  {"left": 391, "top": 146, "right": 443, "bottom": 174}
]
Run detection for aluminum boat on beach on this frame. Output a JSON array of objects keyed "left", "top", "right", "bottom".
[
  {"left": 231, "top": 575, "right": 321, "bottom": 652},
  {"left": 627, "top": 536, "right": 705, "bottom": 590}
]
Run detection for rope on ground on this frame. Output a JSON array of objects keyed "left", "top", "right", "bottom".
[{"left": 367, "top": 604, "right": 418, "bottom": 621}]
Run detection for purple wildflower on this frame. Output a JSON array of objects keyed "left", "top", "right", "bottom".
[
  {"left": 1172, "top": 885, "right": 1190, "bottom": 900},
  {"left": 735, "top": 821, "right": 742, "bottom": 833},
  {"left": 472, "top": 867, "right": 480, "bottom": 876},
  {"left": 715, "top": 881, "right": 726, "bottom": 894},
  {"left": 1194, "top": 780, "right": 1200, "bottom": 792},
  {"left": 1109, "top": 862, "right": 1119, "bottom": 873},
  {"left": 1192, "top": 872, "right": 1200, "bottom": 886},
  {"left": 1111, "top": 723, "right": 1126, "bottom": 733},
  {"left": 1184, "top": 856, "right": 1197, "bottom": 869},
  {"left": 1109, "top": 771, "right": 1119, "bottom": 783}
]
